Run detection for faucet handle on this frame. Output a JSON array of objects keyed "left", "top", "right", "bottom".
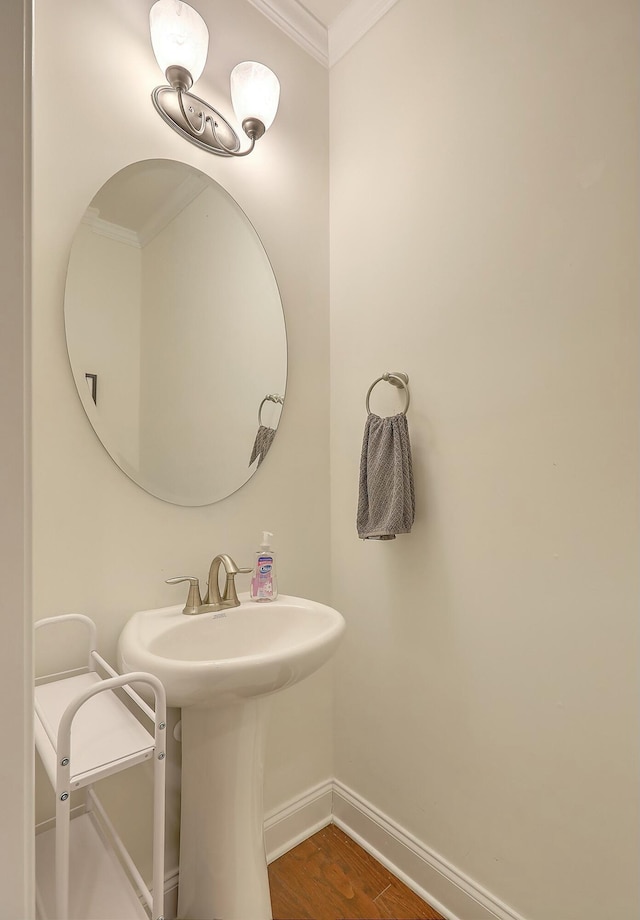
[
  {"left": 221, "top": 565, "right": 252, "bottom": 606},
  {"left": 166, "top": 576, "right": 203, "bottom": 615}
]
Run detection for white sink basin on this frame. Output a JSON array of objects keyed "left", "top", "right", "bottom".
[
  {"left": 118, "top": 592, "right": 345, "bottom": 919},
  {"left": 118, "top": 593, "right": 345, "bottom": 709}
]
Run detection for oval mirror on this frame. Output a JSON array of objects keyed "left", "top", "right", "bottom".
[{"left": 64, "top": 159, "right": 287, "bottom": 506}]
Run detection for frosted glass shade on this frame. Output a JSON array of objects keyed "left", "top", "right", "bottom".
[
  {"left": 150, "top": 0, "right": 209, "bottom": 85},
  {"left": 230, "top": 62, "right": 280, "bottom": 132}
]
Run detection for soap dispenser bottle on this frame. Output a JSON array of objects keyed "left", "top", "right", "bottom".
[{"left": 250, "top": 532, "right": 278, "bottom": 602}]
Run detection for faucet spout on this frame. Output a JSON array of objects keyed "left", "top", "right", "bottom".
[{"left": 201, "top": 554, "right": 251, "bottom": 613}]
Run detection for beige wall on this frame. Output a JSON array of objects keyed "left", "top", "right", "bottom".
[
  {"left": 139, "top": 183, "right": 285, "bottom": 501},
  {"left": 66, "top": 226, "right": 142, "bottom": 469},
  {"left": 330, "top": 1, "right": 639, "bottom": 918},
  {"left": 32, "top": 0, "right": 330, "bottom": 878},
  {"left": 27, "top": 0, "right": 640, "bottom": 916},
  {"left": 0, "top": 0, "right": 32, "bottom": 914}
]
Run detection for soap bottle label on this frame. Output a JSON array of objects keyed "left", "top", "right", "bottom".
[{"left": 252, "top": 555, "right": 274, "bottom": 599}]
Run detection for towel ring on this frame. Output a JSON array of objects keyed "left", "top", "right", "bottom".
[
  {"left": 258, "top": 394, "right": 284, "bottom": 426},
  {"left": 365, "top": 372, "right": 410, "bottom": 415}
]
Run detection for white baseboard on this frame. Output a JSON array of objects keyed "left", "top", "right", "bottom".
[
  {"left": 162, "top": 870, "right": 179, "bottom": 920},
  {"left": 44, "top": 781, "right": 525, "bottom": 920},
  {"left": 159, "top": 782, "right": 333, "bottom": 918},
  {"left": 259, "top": 778, "right": 526, "bottom": 920},
  {"left": 332, "top": 781, "right": 527, "bottom": 920},
  {"left": 264, "top": 779, "right": 334, "bottom": 863},
  {"left": 35, "top": 804, "right": 85, "bottom": 836}
]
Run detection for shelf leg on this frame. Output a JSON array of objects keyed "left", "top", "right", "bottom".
[{"left": 55, "top": 788, "right": 71, "bottom": 920}]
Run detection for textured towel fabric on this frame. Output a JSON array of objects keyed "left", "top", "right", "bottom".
[
  {"left": 357, "top": 413, "right": 415, "bottom": 540},
  {"left": 249, "top": 425, "right": 276, "bottom": 467}
]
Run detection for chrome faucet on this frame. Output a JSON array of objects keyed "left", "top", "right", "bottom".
[{"left": 166, "top": 554, "right": 251, "bottom": 615}]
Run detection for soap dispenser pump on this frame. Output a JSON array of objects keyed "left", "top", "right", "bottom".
[{"left": 250, "top": 532, "right": 278, "bottom": 602}]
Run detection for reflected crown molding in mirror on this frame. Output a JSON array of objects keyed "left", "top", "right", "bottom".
[
  {"left": 65, "top": 159, "right": 287, "bottom": 506},
  {"left": 83, "top": 207, "right": 141, "bottom": 248},
  {"left": 82, "top": 172, "right": 209, "bottom": 249}
]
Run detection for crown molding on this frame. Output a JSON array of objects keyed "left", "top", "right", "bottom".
[
  {"left": 247, "top": 0, "right": 400, "bottom": 68},
  {"left": 137, "top": 173, "right": 209, "bottom": 247},
  {"left": 83, "top": 208, "right": 141, "bottom": 248},
  {"left": 247, "top": 0, "right": 329, "bottom": 67},
  {"left": 83, "top": 175, "right": 209, "bottom": 251}
]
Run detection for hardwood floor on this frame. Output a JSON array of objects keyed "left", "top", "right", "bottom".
[{"left": 268, "top": 824, "right": 444, "bottom": 920}]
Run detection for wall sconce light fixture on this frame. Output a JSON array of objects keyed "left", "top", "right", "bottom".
[{"left": 149, "top": 0, "right": 280, "bottom": 157}]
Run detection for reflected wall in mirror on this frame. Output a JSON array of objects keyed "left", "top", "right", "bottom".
[{"left": 64, "top": 159, "right": 287, "bottom": 506}]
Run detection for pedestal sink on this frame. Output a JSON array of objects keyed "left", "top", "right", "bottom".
[{"left": 118, "top": 594, "right": 345, "bottom": 920}]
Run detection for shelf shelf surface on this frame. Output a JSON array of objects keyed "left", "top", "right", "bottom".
[
  {"left": 35, "top": 671, "right": 155, "bottom": 789},
  {"left": 36, "top": 812, "right": 148, "bottom": 920}
]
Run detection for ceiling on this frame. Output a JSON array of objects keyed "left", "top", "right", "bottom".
[
  {"left": 297, "top": 0, "right": 354, "bottom": 26},
  {"left": 248, "top": 0, "right": 399, "bottom": 67}
]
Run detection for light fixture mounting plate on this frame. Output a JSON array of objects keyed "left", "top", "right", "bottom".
[{"left": 152, "top": 85, "right": 241, "bottom": 156}]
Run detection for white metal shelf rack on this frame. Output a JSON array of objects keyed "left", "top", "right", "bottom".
[{"left": 34, "top": 615, "right": 166, "bottom": 920}]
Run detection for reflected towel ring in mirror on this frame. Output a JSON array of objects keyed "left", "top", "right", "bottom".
[
  {"left": 365, "top": 372, "right": 410, "bottom": 416},
  {"left": 258, "top": 394, "right": 284, "bottom": 426}
]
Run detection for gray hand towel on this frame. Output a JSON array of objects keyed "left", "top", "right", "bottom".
[
  {"left": 249, "top": 425, "right": 276, "bottom": 467},
  {"left": 357, "top": 413, "right": 415, "bottom": 540}
]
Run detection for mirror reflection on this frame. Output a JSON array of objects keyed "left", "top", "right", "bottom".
[{"left": 64, "top": 159, "right": 287, "bottom": 506}]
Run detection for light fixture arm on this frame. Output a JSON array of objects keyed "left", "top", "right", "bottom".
[
  {"left": 149, "top": 2, "right": 279, "bottom": 158},
  {"left": 165, "top": 64, "right": 193, "bottom": 94},
  {"left": 152, "top": 84, "right": 263, "bottom": 157},
  {"left": 177, "top": 89, "right": 207, "bottom": 137},
  {"left": 160, "top": 66, "right": 260, "bottom": 155},
  {"left": 210, "top": 118, "right": 258, "bottom": 158}
]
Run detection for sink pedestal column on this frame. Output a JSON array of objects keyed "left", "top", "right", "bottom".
[{"left": 177, "top": 698, "right": 272, "bottom": 920}]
